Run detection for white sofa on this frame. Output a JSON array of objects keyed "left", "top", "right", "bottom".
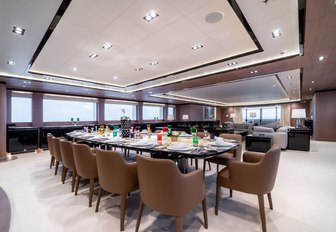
[{"left": 252, "top": 126, "right": 290, "bottom": 149}]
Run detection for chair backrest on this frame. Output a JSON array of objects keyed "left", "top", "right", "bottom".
[
  {"left": 95, "top": 149, "right": 138, "bottom": 194},
  {"left": 59, "top": 140, "right": 76, "bottom": 170},
  {"left": 257, "top": 145, "right": 281, "bottom": 194},
  {"left": 72, "top": 143, "right": 98, "bottom": 179},
  {"left": 47, "top": 133, "right": 54, "bottom": 157},
  {"left": 232, "top": 145, "right": 281, "bottom": 195},
  {"left": 218, "top": 133, "right": 242, "bottom": 161},
  {"left": 136, "top": 155, "right": 204, "bottom": 216},
  {"left": 51, "top": 137, "right": 62, "bottom": 162}
]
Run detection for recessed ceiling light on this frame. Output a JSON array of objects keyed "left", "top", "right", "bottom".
[
  {"left": 312, "top": 80, "right": 315, "bottom": 83},
  {"left": 227, "top": 62, "right": 237, "bottom": 66},
  {"left": 12, "top": 26, "right": 25, "bottom": 35},
  {"left": 89, "top": 53, "right": 98, "bottom": 59},
  {"left": 6, "top": 60, "right": 15, "bottom": 66},
  {"left": 150, "top": 61, "right": 159, "bottom": 65},
  {"left": 272, "top": 29, "right": 281, "bottom": 38},
  {"left": 309, "top": 88, "right": 312, "bottom": 91},
  {"left": 149, "top": 91, "right": 153, "bottom": 94},
  {"left": 143, "top": 11, "right": 159, "bottom": 22},
  {"left": 318, "top": 56, "right": 325, "bottom": 61},
  {"left": 22, "top": 85, "right": 26, "bottom": 88},
  {"left": 287, "top": 76, "right": 292, "bottom": 79},
  {"left": 273, "top": 84, "right": 276, "bottom": 87},
  {"left": 192, "top": 44, "right": 203, "bottom": 50},
  {"left": 250, "top": 70, "right": 258, "bottom": 74},
  {"left": 135, "top": 67, "right": 143, "bottom": 71},
  {"left": 114, "top": 76, "right": 118, "bottom": 80},
  {"left": 102, "top": 42, "right": 112, "bottom": 49},
  {"left": 73, "top": 67, "right": 78, "bottom": 71}
]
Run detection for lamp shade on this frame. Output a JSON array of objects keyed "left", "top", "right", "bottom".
[
  {"left": 167, "top": 114, "right": 174, "bottom": 120},
  {"left": 182, "top": 114, "right": 189, "bottom": 120},
  {"left": 291, "top": 109, "right": 306, "bottom": 118},
  {"left": 249, "top": 112, "right": 256, "bottom": 118}
]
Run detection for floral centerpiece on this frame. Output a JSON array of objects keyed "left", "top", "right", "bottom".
[{"left": 171, "top": 131, "right": 180, "bottom": 142}]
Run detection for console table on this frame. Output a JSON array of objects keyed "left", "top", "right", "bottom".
[
  {"left": 246, "top": 135, "right": 272, "bottom": 153},
  {"left": 287, "top": 128, "right": 310, "bottom": 151}
]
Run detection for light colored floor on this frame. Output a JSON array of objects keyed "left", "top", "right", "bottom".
[{"left": 1, "top": 140, "right": 336, "bottom": 232}]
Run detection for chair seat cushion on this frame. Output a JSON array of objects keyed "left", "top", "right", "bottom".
[{"left": 207, "top": 152, "right": 235, "bottom": 166}]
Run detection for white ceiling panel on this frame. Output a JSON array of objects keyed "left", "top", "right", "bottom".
[
  {"left": 157, "top": 69, "right": 301, "bottom": 106},
  {"left": 30, "top": 0, "right": 257, "bottom": 87}
]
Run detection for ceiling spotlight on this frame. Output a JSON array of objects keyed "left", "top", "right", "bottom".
[
  {"left": 318, "top": 56, "right": 325, "bottom": 61},
  {"left": 273, "top": 84, "right": 276, "bottom": 87},
  {"left": 7, "top": 60, "right": 15, "bottom": 66},
  {"left": 312, "top": 80, "right": 315, "bottom": 83},
  {"left": 272, "top": 29, "right": 282, "bottom": 38},
  {"left": 227, "top": 62, "right": 237, "bottom": 66},
  {"left": 287, "top": 76, "right": 292, "bottom": 79},
  {"left": 143, "top": 11, "right": 159, "bottom": 22},
  {"left": 135, "top": 67, "right": 143, "bottom": 71},
  {"left": 114, "top": 76, "right": 118, "bottom": 80},
  {"left": 89, "top": 53, "right": 98, "bottom": 59},
  {"left": 72, "top": 67, "right": 78, "bottom": 71},
  {"left": 12, "top": 26, "right": 25, "bottom": 35},
  {"left": 250, "top": 70, "right": 258, "bottom": 74},
  {"left": 192, "top": 44, "right": 203, "bottom": 50},
  {"left": 309, "top": 88, "right": 312, "bottom": 91},
  {"left": 102, "top": 42, "right": 112, "bottom": 49},
  {"left": 150, "top": 61, "right": 159, "bottom": 65}
]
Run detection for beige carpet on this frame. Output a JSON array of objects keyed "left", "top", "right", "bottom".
[
  {"left": 1, "top": 140, "right": 336, "bottom": 232},
  {"left": 0, "top": 187, "right": 11, "bottom": 232}
]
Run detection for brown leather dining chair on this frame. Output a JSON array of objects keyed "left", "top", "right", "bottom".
[
  {"left": 72, "top": 143, "right": 99, "bottom": 207},
  {"left": 51, "top": 137, "right": 63, "bottom": 176},
  {"left": 215, "top": 145, "right": 281, "bottom": 232},
  {"left": 95, "top": 149, "right": 139, "bottom": 231},
  {"left": 59, "top": 139, "right": 77, "bottom": 192},
  {"left": 135, "top": 155, "right": 208, "bottom": 232},
  {"left": 203, "top": 133, "right": 242, "bottom": 175},
  {"left": 47, "top": 133, "right": 55, "bottom": 169}
]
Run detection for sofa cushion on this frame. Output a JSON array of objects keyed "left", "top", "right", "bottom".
[
  {"left": 276, "top": 126, "right": 290, "bottom": 133},
  {"left": 253, "top": 126, "right": 274, "bottom": 133}
]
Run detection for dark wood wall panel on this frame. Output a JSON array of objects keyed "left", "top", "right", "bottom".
[{"left": 313, "top": 91, "right": 336, "bottom": 141}]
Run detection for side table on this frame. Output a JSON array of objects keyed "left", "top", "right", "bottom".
[
  {"left": 287, "top": 128, "right": 310, "bottom": 151},
  {"left": 246, "top": 136, "right": 272, "bottom": 153}
]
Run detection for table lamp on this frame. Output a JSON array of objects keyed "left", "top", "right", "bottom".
[
  {"left": 249, "top": 112, "right": 256, "bottom": 123},
  {"left": 291, "top": 109, "right": 306, "bottom": 128},
  {"left": 230, "top": 113, "right": 236, "bottom": 121}
]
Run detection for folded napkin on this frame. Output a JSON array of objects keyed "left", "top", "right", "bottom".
[
  {"left": 207, "top": 139, "right": 233, "bottom": 147},
  {"left": 167, "top": 143, "right": 195, "bottom": 151},
  {"left": 78, "top": 134, "right": 94, "bottom": 138},
  {"left": 179, "top": 132, "right": 192, "bottom": 137},
  {"left": 131, "top": 139, "right": 154, "bottom": 146},
  {"left": 106, "top": 136, "right": 123, "bottom": 143}
]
